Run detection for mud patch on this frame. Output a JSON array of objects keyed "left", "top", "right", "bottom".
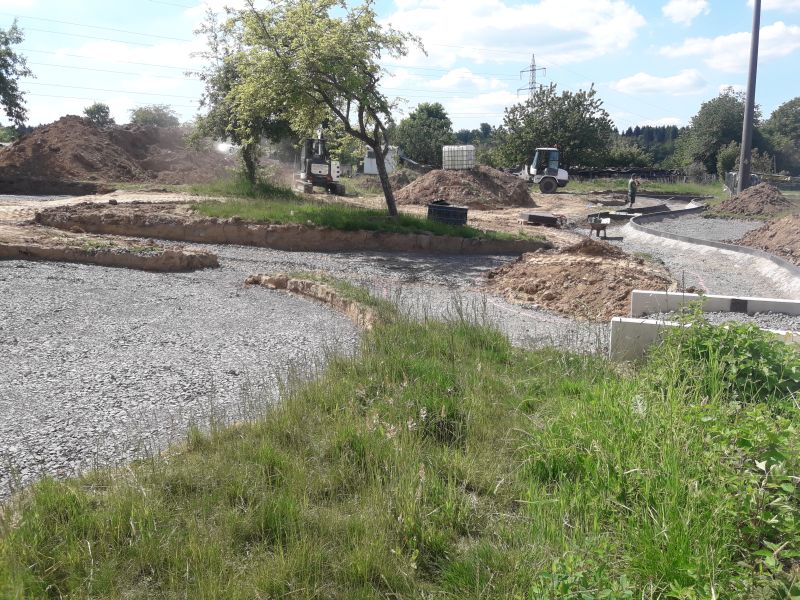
[
  {"left": 487, "top": 237, "right": 674, "bottom": 321},
  {"left": 738, "top": 214, "right": 800, "bottom": 266},
  {"left": 394, "top": 166, "right": 534, "bottom": 209}
]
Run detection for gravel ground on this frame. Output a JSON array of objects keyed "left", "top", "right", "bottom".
[
  {"left": 647, "top": 311, "right": 800, "bottom": 331},
  {"left": 643, "top": 215, "right": 763, "bottom": 242},
  {"left": 1, "top": 244, "right": 608, "bottom": 500}
]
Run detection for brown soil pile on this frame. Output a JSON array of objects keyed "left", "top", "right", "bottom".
[
  {"left": 0, "top": 115, "right": 235, "bottom": 186},
  {"left": 488, "top": 237, "right": 674, "bottom": 321},
  {"left": 738, "top": 214, "right": 800, "bottom": 266},
  {"left": 714, "top": 183, "right": 794, "bottom": 217},
  {"left": 394, "top": 165, "right": 534, "bottom": 209}
]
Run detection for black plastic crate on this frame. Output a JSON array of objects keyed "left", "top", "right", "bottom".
[{"left": 427, "top": 202, "right": 468, "bottom": 226}]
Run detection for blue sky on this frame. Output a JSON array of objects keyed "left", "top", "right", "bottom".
[{"left": 1, "top": 0, "right": 799, "bottom": 133}]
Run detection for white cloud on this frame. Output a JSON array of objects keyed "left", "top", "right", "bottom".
[
  {"left": 384, "top": 0, "right": 646, "bottom": 68},
  {"left": 426, "top": 68, "right": 506, "bottom": 92},
  {"left": 662, "top": 0, "right": 710, "bottom": 26},
  {"left": 748, "top": 0, "right": 800, "bottom": 11},
  {"left": 660, "top": 21, "right": 800, "bottom": 72},
  {"left": 611, "top": 69, "right": 707, "bottom": 94}
]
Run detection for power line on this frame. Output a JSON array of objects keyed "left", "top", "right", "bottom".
[
  {"left": 24, "top": 81, "right": 199, "bottom": 99},
  {"left": 4, "top": 12, "right": 192, "bottom": 42},
  {"left": 21, "top": 48, "right": 193, "bottom": 71},
  {"left": 28, "top": 61, "right": 200, "bottom": 80},
  {"left": 23, "top": 27, "right": 157, "bottom": 47},
  {"left": 26, "top": 92, "right": 197, "bottom": 109}
]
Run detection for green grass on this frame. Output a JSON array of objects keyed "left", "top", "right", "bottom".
[
  {"left": 566, "top": 177, "right": 727, "bottom": 200},
  {"left": 288, "top": 271, "right": 399, "bottom": 317},
  {"left": 2, "top": 297, "right": 799, "bottom": 598},
  {"left": 189, "top": 177, "right": 540, "bottom": 241}
]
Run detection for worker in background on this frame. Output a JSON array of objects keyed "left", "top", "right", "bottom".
[{"left": 627, "top": 175, "right": 639, "bottom": 207}]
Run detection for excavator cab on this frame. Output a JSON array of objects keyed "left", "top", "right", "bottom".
[{"left": 297, "top": 129, "right": 345, "bottom": 195}]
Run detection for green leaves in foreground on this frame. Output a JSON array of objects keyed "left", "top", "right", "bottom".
[{"left": 2, "top": 316, "right": 799, "bottom": 598}]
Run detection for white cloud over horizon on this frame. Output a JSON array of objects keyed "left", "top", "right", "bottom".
[
  {"left": 749, "top": 0, "right": 800, "bottom": 11},
  {"left": 660, "top": 20, "right": 800, "bottom": 72},
  {"left": 662, "top": 0, "right": 710, "bottom": 26},
  {"left": 611, "top": 69, "right": 707, "bottom": 95}
]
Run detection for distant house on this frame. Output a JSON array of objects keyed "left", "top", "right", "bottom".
[{"left": 363, "top": 146, "right": 398, "bottom": 175}]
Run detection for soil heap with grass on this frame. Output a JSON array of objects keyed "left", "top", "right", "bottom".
[
  {"left": 714, "top": 183, "right": 795, "bottom": 218},
  {"left": 0, "top": 115, "right": 235, "bottom": 194},
  {"left": 738, "top": 214, "right": 800, "bottom": 266},
  {"left": 487, "top": 237, "right": 674, "bottom": 320},
  {"left": 394, "top": 165, "right": 534, "bottom": 209}
]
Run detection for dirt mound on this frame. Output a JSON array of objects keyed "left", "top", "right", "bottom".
[
  {"left": 488, "top": 238, "right": 673, "bottom": 321},
  {"left": 394, "top": 165, "right": 534, "bottom": 209},
  {"left": 0, "top": 115, "right": 235, "bottom": 188},
  {"left": 714, "top": 183, "right": 794, "bottom": 217},
  {"left": 738, "top": 214, "right": 800, "bottom": 266},
  {"left": 388, "top": 168, "right": 417, "bottom": 190}
]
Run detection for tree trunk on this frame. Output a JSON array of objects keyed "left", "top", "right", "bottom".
[
  {"left": 373, "top": 145, "right": 398, "bottom": 216},
  {"left": 242, "top": 144, "right": 258, "bottom": 184}
]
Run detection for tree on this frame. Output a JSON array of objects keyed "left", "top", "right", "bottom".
[
  {"left": 492, "top": 83, "right": 614, "bottom": 169},
  {"left": 223, "top": 0, "right": 419, "bottom": 216},
  {"left": 393, "top": 102, "right": 455, "bottom": 168},
  {"left": 674, "top": 88, "right": 768, "bottom": 174},
  {"left": 83, "top": 102, "right": 115, "bottom": 127},
  {"left": 763, "top": 97, "right": 800, "bottom": 174},
  {"left": 0, "top": 20, "right": 33, "bottom": 127},
  {"left": 129, "top": 104, "right": 180, "bottom": 127},
  {"left": 193, "top": 10, "right": 291, "bottom": 184},
  {"left": 606, "top": 138, "right": 652, "bottom": 168}
]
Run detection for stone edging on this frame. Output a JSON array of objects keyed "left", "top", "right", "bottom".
[
  {"left": 628, "top": 205, "right": 800, "bottom": 278},
  {"left": 0, "top": 240, "right": 219, "bottom": 272},
  {"left": 35, "top": 206, "right": 552, "bottom": 256},
  {"left": 245, "top": 274, "right": 379, "bottom": 330}
]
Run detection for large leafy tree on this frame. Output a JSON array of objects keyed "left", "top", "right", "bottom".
[
  {"left": 224, "top": 0, "right": 418, "bottom": 216},
  {"left": 763, "top": 97, "right": 800, "bottom": 175},
  {"left": 0, "top": 20, "right": 33, "bottom": 128},
  {"left": 491, "top": 84, "right": 614, "bottom": 170},
  {"left": 194, "top": 10, "right": 291, "bottom": 183},
  {"left": 394, "top": 102, "right": 455, "bottom": 168},
  {"left": 673, "top": 88, "right": 770, "bottom": 174}
]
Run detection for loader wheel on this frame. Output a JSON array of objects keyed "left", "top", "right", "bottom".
[{"left": 539, "top": 178, "right": 557, "bottom": 194}]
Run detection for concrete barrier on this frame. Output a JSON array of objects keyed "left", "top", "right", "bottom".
[
  {"left": 630, "top": 290, "right": 800, "bottom": 317},
  {"left": 609, "top": 316, "right": 800, "bottom": 361}
]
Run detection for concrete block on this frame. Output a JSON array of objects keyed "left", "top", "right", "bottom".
[{"left": 630, "top": 290, "right": 800, "bottom": 318}]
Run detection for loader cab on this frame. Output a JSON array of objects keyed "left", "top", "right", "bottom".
[
  {"left": 530, "top": 147, "right": 569, "bottom": 194},
  {"left": 532, "top": 148, "right": 560, "bottom": 176}
]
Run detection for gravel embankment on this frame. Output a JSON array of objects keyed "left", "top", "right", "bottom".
[
  {"left": 643, "top": 215, "right": 764, "bottom": 242},
  {"left": 1, "top": 244, "right": 609, "bottom": 500}
]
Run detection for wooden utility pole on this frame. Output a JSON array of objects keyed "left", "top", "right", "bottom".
[{"left": 737, "top": 0, "right": 761, "bottom": 194}]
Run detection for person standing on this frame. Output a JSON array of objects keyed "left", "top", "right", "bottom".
[{"left": 627, "top": 175, "right": 638, "bottom": 206}]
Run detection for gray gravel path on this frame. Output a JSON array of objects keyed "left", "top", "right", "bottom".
[
  {"left": 1, "top": 244, "right": 608, "bottom": 500},
  {"left": 583, "top": 221, "right": 796, "bottom": 298},
  {"left": 644, "top": 215, "right": 763, "bottom": 242}
]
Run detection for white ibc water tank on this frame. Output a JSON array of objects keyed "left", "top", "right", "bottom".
[{"left": 442, "top": 145, "right": 476, "bottom": 170}]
